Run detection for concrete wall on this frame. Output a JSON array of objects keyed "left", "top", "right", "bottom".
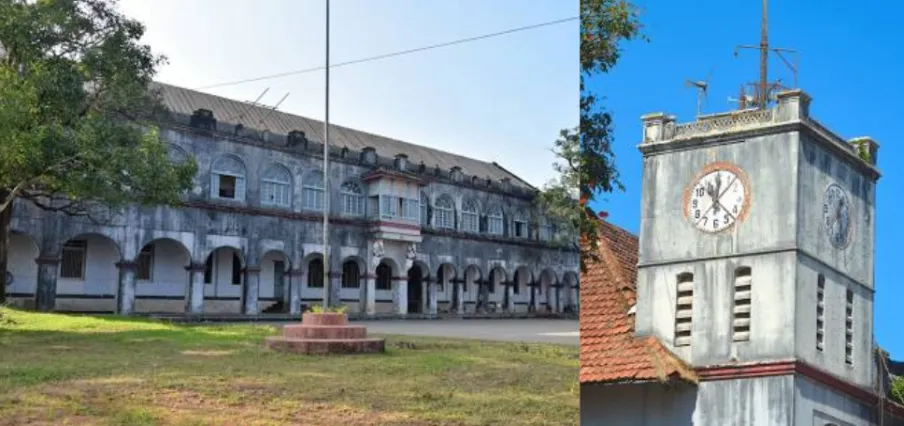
[{"left": 793, "top": 375, "right": 894, "bottom": 426}]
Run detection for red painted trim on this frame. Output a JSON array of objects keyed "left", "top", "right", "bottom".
[
  {"left": 697, "top": 360, "right": 904, "bottom": 418},
  {"left": 372, "top": 221, "right": 422, "bottom": 231},
  {"left": 363, "top": 274, "right": 376, "bottom": 279}
]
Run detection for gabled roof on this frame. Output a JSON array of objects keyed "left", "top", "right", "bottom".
[
  {"left": 579, "top": 219, "right": 697, "bottom": 385},
  {"left": 151, "top": 82, "right": 535, "bottom": 190}
]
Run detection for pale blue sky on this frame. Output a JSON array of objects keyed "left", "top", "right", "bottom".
[{"left": 117, "top": 0, "right": 577, "bottom": 188}]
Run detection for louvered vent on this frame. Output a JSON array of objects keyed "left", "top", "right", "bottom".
[
  {"left": 732, "top": 267, "right": 752, "bottom": 342},
  {"left": 816, "top": 274, "right": 825, "bottom": 352},
  {"left": 845, "top": 289, "right": 854, "bottom": 365},
  {"left": 674, "top": 272, "right": 694, "bottom": 347}
]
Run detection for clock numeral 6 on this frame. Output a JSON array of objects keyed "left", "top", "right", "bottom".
[{"left": 713, "top": 219, "right": 720, "bottom": 228}]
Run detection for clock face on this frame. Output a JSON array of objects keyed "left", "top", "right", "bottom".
[
  {"left": 685, "top": 165, "right": 749, "bottom": 233},
  {"left": 823, "top": 183, "right": 853, "bottom": 249}
]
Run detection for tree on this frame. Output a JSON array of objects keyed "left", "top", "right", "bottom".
[
  {"left": 537, "top": 0, "right": 644, "bottom": 271},
  {"left": 0, "top": 0, "right": 197, "bottom": 304}
]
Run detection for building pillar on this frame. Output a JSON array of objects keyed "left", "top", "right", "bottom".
[
  {"left": 393, "top": 276, "right": 408, "bottom": 315},
  {"left": 242, "top": 266, "right": 260, "bottom": 315},
  {"left": 453, "top": 279, "right": 464, "bottom": 314},
  {"left": 328, "top": 272, "right": 342, "bottom": 308},
  {"left": 288, "top": 268, "right": 303, "bottom": 315},
  {"left": 363, "top": 274, "right": 376, "bottom": 315},
  {"left": 573, "top": 282, "right": 580, "bottom": 311},
  {"left": 504, "top": 281, "right": 515, "bottom": 313},
  {"left": 554, "top": 283, "right": 562, "bottom": 313},
  {"left": 115, "top": 261, "right": 137, "bottom": 316},
  {"left": 426, "top": 277, "right": 437, "bottom": 315},
  {"left": 185, "top": 263, "right": 205, "bottom": 314},
  {"left": 34, "top": 256, "right": 59, "bottom": 312},
  {"left": 530, "top": 281, "right": 539, "bottom": 313}
]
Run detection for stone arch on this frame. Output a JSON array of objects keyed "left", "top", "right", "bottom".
[
  {"left": 303, "top": 252, "right": 326, "bottom": 289},
  {"left": 340, "top": 256, "right": 365, "bottom": 289},
  {"left": 487, "top": 265, "right": 509, "bottom": 312},
  {"left": 539, "top": 268, "right": 558, "bottom": 312},
  {"left": 486, "top": 204, "right": 505, "bottom": 235},
  {"left": 513, "top": 265, "right": 532, "bottom": 297},
  {"left": 435, "top": 262, "right": 457, "bottom": 311},
  {"left": 57, "top": 232, "right": 123, "bottom": 312},
  {"left": 375, "top": 258, "right": 398, "bottom": 292},
  {"left": 168, "top": 143, "right": 190, "bottom": 164},
  {"left": 407, "top": 260, "right": 430, "bottom": 314},
  {"left": 133, "top": 237, "right": 192, "bottom": 314},
  {"left": 463, "top": 264, "right": 482, "bottom": 311},
  {"left": 260, "top": 163, "right": 293, "bottom": 208},
  {"left": 259, "top": 249, "right": 292, "bottom": 313},
  {"left": 562, "top": 270, "right": 579, "bottom": 312},
  {"left": 202, "top": 246, "right": 246, "bottom": 314},
  {"left": 210, "top": 154, "right": 247, "bottom": 201},
  {"left": 6, "top": 231, "right": 40, "bottom": 304}
]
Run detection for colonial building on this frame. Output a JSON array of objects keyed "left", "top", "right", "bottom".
[
  {"left": 580, "top": 90, "right": 904, "bottom": 425},
  {"left": 6, "top": 82, "right": 579, "bottom": 316}
]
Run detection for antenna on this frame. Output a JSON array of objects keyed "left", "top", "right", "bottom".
[
  {"left": 733, "top": 0, "right": 799, "bottom": 109},
  {"left": 257, "top": 92, "right": 290, "bottom": 127},
  {"left": 228, "top": 87, "right": 270, "bottom": 124},
  {"left": 684, "top": 66, "right": 715, "bottom": 117}
]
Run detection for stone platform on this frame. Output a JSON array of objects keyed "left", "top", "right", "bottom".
[{"left": 265, "top": 312, "right": 385, "bottom": 355}]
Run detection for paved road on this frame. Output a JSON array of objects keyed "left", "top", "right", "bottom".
[{"left": 274, "top": 319, "right": 579, "bottom": 346}]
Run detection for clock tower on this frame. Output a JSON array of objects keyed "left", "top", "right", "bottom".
[{"left": 634, "top": 90, "right": 887, "bottom": 425}]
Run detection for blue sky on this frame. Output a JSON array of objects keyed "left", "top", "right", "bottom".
[
  {"left": 587, "top": 0, "right": 903, "bottom": 356},
  {"left": 117, "top": 0, "right": 577, "bottom": 189}
]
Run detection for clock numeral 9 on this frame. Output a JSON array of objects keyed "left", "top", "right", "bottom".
[
  {"left": 732, "top": 205, "right": 738, "bottom": 215},
  {"left": 692, "top": 199, "right": 698, "bottom": 209}
]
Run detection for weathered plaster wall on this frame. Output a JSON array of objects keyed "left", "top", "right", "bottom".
[
  {"left": 794, "top": 375, "right": 891, "bottom": 426},
  {"left": 579, "top": 382, "right": 696, "bottom": 426},
  {"left": 694, "top": 376, "right": 795, "bottom": 425}
]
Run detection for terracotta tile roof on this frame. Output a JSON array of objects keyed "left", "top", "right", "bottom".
[{"left": 580, "top": 219, "right": 698, "bottom": 385}]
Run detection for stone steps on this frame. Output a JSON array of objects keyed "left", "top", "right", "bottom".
[{"left": 264, "top": 312, "right": 386, "bottom": 355}]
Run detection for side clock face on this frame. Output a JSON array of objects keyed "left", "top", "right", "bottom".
[
  {"left": 823, "top": 184, "right": 853, "bottom": 249},
  {"left": 685, "top": 164, "right": 750, "bottom": 233}
]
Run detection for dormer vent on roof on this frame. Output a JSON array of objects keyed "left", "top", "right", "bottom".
[
  {"left": 340, "top": 146, "right": 349, "bottom": 158},
  {"left": 361, "top": 147, "right": 377, "bottom": 165},
  {"left": 287, "top": 130, "right": 308, "bottom": 148},
  {"left": 450, "top": 166, "right": 463, "bottom": 182},
  {"left": 394, "top": 154, "right": 409, "bottom": 172},
  {"left": 189, "top": 108, "right": 216, "bottom": 132}
]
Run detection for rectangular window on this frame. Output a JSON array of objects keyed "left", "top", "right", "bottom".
[
  {"left": 341, "top": 193, "right": 365, "bottom": 215},
  {"left": 845, "top": 289, "right": 854, "bottom": 365},
  {"left": 303, "top": 187, "right": 324, "bottom": 211},
  {"left": 539, "top": 224, "right": 554, "bottom": 241},
  {"left": 60, "top": 240, "right": 87, "bottom": 280},
  {"left": 675, "top": 273, "right": 694, "bottom": 347},
  {"left": 488, "top": 217, "right": 504, "bottom": 235},
  {"left": 136, "top": 246, "right": 154, "bottom": 281},
  {"left": 514, "top": 220, "right": 527, "bottom": 238},
  {"left": 732, "top": 267, "right": 752, "bottom": 342},
  {"left": 436, "top": 209, "right": 455, "bottom": 229},
  {"left": 816, "top": 274, "right": 825, "bottom": 352},
  {"left": 461, "top": 213, "right": 479, "bottom": 233},
  {"left": 218, "top": 175, "right": 237, "bottom": 199},
  {"left": 380, "top": 195, "right": 399, "bottom": 219},
  {"left": 262, "top": 181, "right": 291, "bottom": 207},
  {"left": 402, "top": 199, "right": 419, "bottom": 220}
]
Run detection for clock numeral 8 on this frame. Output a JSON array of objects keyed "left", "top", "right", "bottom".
[{"left": 694, "top": 209, "right": 700, "bottom": 219}]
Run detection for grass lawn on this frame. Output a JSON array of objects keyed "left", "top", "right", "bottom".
[{"left": 0, "top": 307, "right": 578, "bottom": 426}]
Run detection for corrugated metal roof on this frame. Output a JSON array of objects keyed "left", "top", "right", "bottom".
[{"left": 152, "top": 82, "right": 535, "bottom": 190}]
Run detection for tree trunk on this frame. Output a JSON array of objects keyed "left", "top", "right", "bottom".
[{"left": 0, "top": 190, "right": 11, "bottom": 305}]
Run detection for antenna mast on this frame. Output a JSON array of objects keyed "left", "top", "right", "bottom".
[{"left": 734, "top": 0, "right": 800, "bottom": 110}]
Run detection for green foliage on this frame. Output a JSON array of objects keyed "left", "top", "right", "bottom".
[
  {"left": 892, "top": 376, "right": 904, "bottom": 405},
  {"left": 310, "top": 304, "right": 348, "bottom": 314},
  {"left": 0, "top": 0, "right": 197, "bottom": 215},
  {"left": 537, "top": 0, "right": 644, "bottom": 271}
]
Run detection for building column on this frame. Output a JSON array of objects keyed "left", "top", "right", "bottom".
[
  {"left": 34, "top": 256, "right": 59, "bottom": 312},
  {"left": 393, "top": 276, "right": 408, "bottom": 315},
  {"left": 426, "top": 277, "right": 437, "bottom": 315},
  {"left": 115, "top": 261, "right": 137, "bottom": 316},
  {"left": 185, "top": 263, "right": 205, "bottom": 314},
  {"left": 529, "top": 281, "right": 539, "bottom": 313},
  {"left": 328, "top": 272, "right": 342, "bottom": 308},
  {"left": 362, "top": 273, "right": 376, "bottom": 315},
  {"left": 289, "top": 268, "right": 303, "bottom": 315},
  {"left": 453, "top": 279, "right": 464, "bottom": 314},
  {"left": 554, "top": 283, "right": 562, "bottom": 313},
  {"left": 504, "top": 281, "right": 515, "bottom": 313},
  {"left": 572, "top": 283, "right": 580, "bottom": 311},
  {"left": 242, "top": 266, "right": 260, "bottom": 315}
]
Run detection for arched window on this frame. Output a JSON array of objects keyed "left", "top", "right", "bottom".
[
  {"left": 341, "top": 260, "right": 360, "bottom": 288},
  {"left": 168, "top": 144, "right": 189, "bottom": 164},
  {"left": 487, "top": 206, "right": 504, "bottom": 235},
  {"left": 211, "top": 155, "right": 246, "bottom": 201},
  {"left": 261, "top": 164, "right": 292, "bottom": 208},
  {"left": 461, "top": 199, "right": 479, "bottom": 233},
  {"left": 434, "top": 195, "right": 455, "bottom": 229},
  {"left": 303, "top": 171, "right": 325, "bottom": 211},
  {"left": 307, "top": 258, "right": 324, "bottom": 288},
  {"left": 539, "top": 219, "right": 556, "bottom": 241},
  {"left": 340, "top": 181, "right": 365, "bottom": 216},
  {"left": 420, "top": 192, "right": 430, "bottom": 226},
  {"left": 376, "top": 263, "right": 392, "bottom": 290}
]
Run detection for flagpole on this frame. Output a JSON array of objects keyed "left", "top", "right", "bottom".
[{"left": 321, "top": 0, "right": 331, "bottom": 310}]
